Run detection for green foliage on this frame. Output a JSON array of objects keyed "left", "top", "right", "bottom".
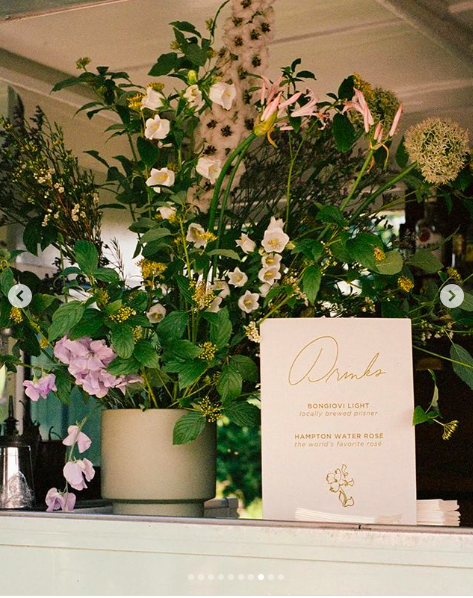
[{"left": 173, "top": 411, "right": 206, "bottom": 444}]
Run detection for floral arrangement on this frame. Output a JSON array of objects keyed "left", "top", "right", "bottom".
[{"left": 1, "top": 0, "right": 473, "bottom": 509}]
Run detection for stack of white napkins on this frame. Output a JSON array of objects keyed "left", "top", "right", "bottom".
[
  {"left": 296, "top": 499, "right": 460, "bottom": 526},
  {"left": 416, "top": 499, "right": 460, "bottom": 526}
]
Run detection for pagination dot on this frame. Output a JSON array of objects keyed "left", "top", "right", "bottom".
[
  {"left": 258, "top": 574, "right": 264, "bottom": 580},
  {"left": 278, "top": 574, "right": 285, "bottom": 580},
  {"left": 188, "top": 574, "right": 194, "bottom": 580}
]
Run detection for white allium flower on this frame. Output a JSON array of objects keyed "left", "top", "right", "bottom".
[
  {"left": 184, "top": 84, "right": 204, "bottom": 110},
  {"left": 238, "top": 290, "right": 260, "bottom": 314},
  {"left": 209, "top": 82, "right": 237, "bottom": 110},
  {"left": 262, "top": 228, "right": 290, "bottom": 253},
  {"left": 146, "top": 168, "right": 175, "bottom": 193},
  {"left": 141, "top": 87, "right": 163, "bottom": 111},
  {"left": 206, "top": 296, "right": 223, "bottom": 313},
  {"left": 258, "top": 266, "right": 282, "bottom": 285},
  {"left": 156, "top": 204, "right": 177, "bottom": 220},
  {"left": 196, "top": 156, "right": 222, "bottom": 184},
  {"left": 213, "top": 279, "right": 230, "bottom": 298},
  {"left": 144, "top": 115, "right": 170, "bottom": 140},
  {"left": 261, "top": 253, "right": 282, "bottom": 268},
  {"left": 228, "top": 267, "right": 248, "bottom": 287},
  {"left": 186, "top": 222, "right": 208, "bottom": 249},
  {"left": 236, "top": 233, "right": 256, "bottom": 254},
  {"left": 147, "top": 303, "right": 166, "bottom": 323}
]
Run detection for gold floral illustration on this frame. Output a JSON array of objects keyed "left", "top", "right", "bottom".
[{"left": 326, "top": 464, "right": 355, "bottom": 507}]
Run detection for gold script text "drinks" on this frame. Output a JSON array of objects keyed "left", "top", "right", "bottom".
[{"left": 288, "top": 335, "right": 386, "bottom": 386}]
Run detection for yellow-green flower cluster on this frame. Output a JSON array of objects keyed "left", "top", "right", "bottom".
[
  {"left": 191, "top": 281, "right": 216, "bottom": 311},
  {"left": 138, "top": 259, "right": 167, "bottom": 281},
  {"left": 244, "top": 321, "right": 260, "bottom": 343},
  {"left": 109, "top": 306, "right": 137, "bottom": 323},
  {"left": 198, "top": 341, "right": 217, "bottom": 363},
  {"left": 198, "top": 397, "right": 221, "bottom": 423},
  {"left": 398, "top": 276, "right": 414, "bottom": 293},
  {"left": 10, "top": 307, "right": 22, "bottom": 324},
  {"left": 353, "top": 73, "right": 401, "bottom": 130},
  {"left": 405, "top": 117, "right": 469, "bottom": 184}
]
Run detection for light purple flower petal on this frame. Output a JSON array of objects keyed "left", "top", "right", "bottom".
[
  {"left": 45, "top": 487, "right": 63, "bottom": 512},
  {"left": 62, "top": 491, "right": 76, "bottom": 512},
  {"left": 63, "top": 461, "right": 88, "bottom": 491},
  {"left": 23, "top": 380, "right": 40, "bottom": 402},
  {"left": 62, "top": 425, "right": 92, "bottom": 454},
  {"left": 80, "top": 458, "right": 95, "bottom": 482}
]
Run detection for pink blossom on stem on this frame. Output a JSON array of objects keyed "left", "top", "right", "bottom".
[
  {"left": 343, "top": 88, "right": 374, "bottom": 133},
  {"left": 62, "top": 425, "right": 92, "bottom": 454},
  {"left": 23, "top": 373, "right": 56, "bottom": 402},
  {"left": 63, "top": 458, "right": 95, "bottom": 491},
  {"left": 388, "top": 104, "right": 403, "bottom": 138},
  {"left": 45, "top": 487, "right": 76, "bottom": 512}
]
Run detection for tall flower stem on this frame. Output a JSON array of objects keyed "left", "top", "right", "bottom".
[
  {"left": 208, "top": 133, "right": 256, "bottom": 233},
  {"left": 349, "top": 161, "right": 418, "bottom": 222}
]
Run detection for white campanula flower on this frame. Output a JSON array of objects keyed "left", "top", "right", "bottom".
[
  {"left": 261, "top": 228, "right": 290, "bottom": 254},
  {"left": 209, "top": 82, "right": 237, "bottom": 110},
  {"left": 141, "top": 87, "right": 164, "bottom": 111},
  {"left": 184, "top": 84, "right": 204, "bottom": 110},
  {"left": 261, "top": 253, "right": 282, "bottom": 268},
  {"left": 236, "top": 233, "right": 256, "bottom": 254},
  {"left": 156, "top": 204, "right": 177, "bottom": 221},
  {"left": 228, "top": 267, "right": 248, "bottom": 287},
  {"left": 144, "top": 115, "right": 170, "bottom": 140},
  {"left": 259, "top": 283, "right": 272, "bottom": 297},
  {"left": 206, "top": 296, "right": 222, "bottom": 313},
  {"left": 146, "top": 303, "right": 166, "bottom": 323},
  {"left": 267, "top": 216, "right": 285, "bottom": 231},
  {"left": 213, "top": 279, "right": 230, "bottom": 298},
  {"left": 196, "top": 157, "right": 222, "bottom": 185},
  {"left": 186, "top": 222, "right": 208, "bottom": 249},
  {"left": 146, "top": 168, "right": 175, "bottom": 193},
  {"left": 258, "top": 266, "right": 282, "bottom": 285},
  {"left": 238, "top": 290, "right": 260, "bottom": 314}
]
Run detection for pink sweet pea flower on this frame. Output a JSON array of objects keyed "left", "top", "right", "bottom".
[
  {"left": 114, "top": 375, "right": 144, "bottom": 394},
  {"left": 23, "top": 373, "right": 56, "bottom": 402},
  {"left": 45, "top": 487, "right": 76, "bottom": 512},
  {"left": 62, "top": 425, "right": 92, "bottom": 454},
  {"left": 63, "top": 459, "right": 95, "bottom": 491}
]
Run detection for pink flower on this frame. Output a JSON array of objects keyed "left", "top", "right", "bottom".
[
  {"left": 45, "top": 487, "right": 76, "bottom": 512},
  {"left": 343, "top": 88, "right": 374, "bottom": 133},
  {"left": 62, "top": 425, "right": 92, "bottom": 454},
  {"left": 23, "top": 373, "right": 56, "bottom": 402},
  {"left": 114, "top": 375, "right": 143, "bottom": 394},
  {"left": 63, "top": 458, "right": 95, "bottom": 491},
  {"left": 388, "top": 104, "right": 403, "bottom": 138}
]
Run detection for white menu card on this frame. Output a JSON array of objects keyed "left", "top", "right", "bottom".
[{"left": 261, "top": 318, "right": 417, "bottom": 523}]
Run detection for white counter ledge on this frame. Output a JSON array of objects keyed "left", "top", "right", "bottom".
[{"left": 0, "top": 512, "right": 472, "bottom": 595}]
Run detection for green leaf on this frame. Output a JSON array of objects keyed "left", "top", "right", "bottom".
[
  {"left": 396, "top": 137, "right": 409, "bottom": 168},
  {"left": 207, "top": 249, "right": 241, "bottom": 261},
  {"left": 409, "top": 249, "right": 443, "bottom": 274},
  {"left": 338, "top": 75, "right": 354, "bottom": 100},
  {"left": 346, "top": 238, "right": 376, "bottom": 270},
  {"left": 217, "top": 365, "right": 242, "bottom": 402},
  {"left": 170, "top": 20, "right": 202, "bottom": 37},
  {"left": 53, "top": 368, "right": 72, "bottom": 405},
  {"left": 140, "top": 228, "right": 172, "bottom": 244},
  {"left": 332, "top": 113, "right": 356, "bottom": 152},
  {"left": 148, "top": 52, "right": 178, "bottom": 76},
  {"left": 173, "top": 411, "right": 206, "bottom": 445},
  {"left": 134, "top": 340, "right": 160, "bottom": 368},
  {"left": 107, "top": 356, "right": 140, "bottom": 376},
  {"left": 84, "top": 150, "right": 110, "bottom": 169},
  {"left": 178, "top": 360, "right": 207, "bottom": 389},
  {"left": 0, "top": 269, "right": 15, "bottom": 297},
  {"left": 292, "top": 239, "right": 323, "bottom": 261},
  {"left": 412, "top": 405, "right": 432, "bottom": 425},
  {"left": 224, "top": 401, "right": 260, "bottom": 427},
  {"left": 184, "top": 43, "right": 207, "bottom": 67},
  {"left": 74, "top": 240, "right": 99, "bottom": 274},
  {"left": 137, "top": 136, "right": 160, "bottom": 168},
  {"left": 23, "top": 219, "right": 41, "bottom": 255},
  {"left": 69, "top": 308, "right": 105, "bottom": 339},
  {"left": 376, "top": 250, "right": 403, "bottom": 275},
  {"left": 112, "top": 325, "right": 135, "bottom": 359},
  {"left": 165, "top": 339, "right": 202, "bottom": 360},
  {"left": 129, "top": 217, "right": 156, "bottom": 233},
  {"left": 208, "top": 308, "right": 232, "bottom": 349},
  {"left": 316, "top": 205, "right": 345, "bottom": 226},
  {"left": 48, "top": 301, "right": 85, "bottom": 341},
  {"left": 230, "top": 355, "right": 258, "bottom": 382},
  {"left": 303, "top": 265, "right": 322, "bottom": 304},
  {"left": 93, "top": 268, "right": 120, "bottom": 284},
  {"left": 157, "top": 310, "right": 189, "bottom": 342},
  {"left": 450, "top": 343, "right": 473, "bottom": 390},
  {"left": 30, "top": 294, "right": 56, "bottom": 314},
  {"left": 461, "top": 292, "right": 473, "bottom": 312}
]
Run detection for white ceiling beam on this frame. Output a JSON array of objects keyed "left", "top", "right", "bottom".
[{"left": 375, "top": 0, "right": 473, "bottom": 70}]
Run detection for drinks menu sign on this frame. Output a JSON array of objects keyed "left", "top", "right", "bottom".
[{"left": 260, "top": 318, "right": 417, "bottom": 523}]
